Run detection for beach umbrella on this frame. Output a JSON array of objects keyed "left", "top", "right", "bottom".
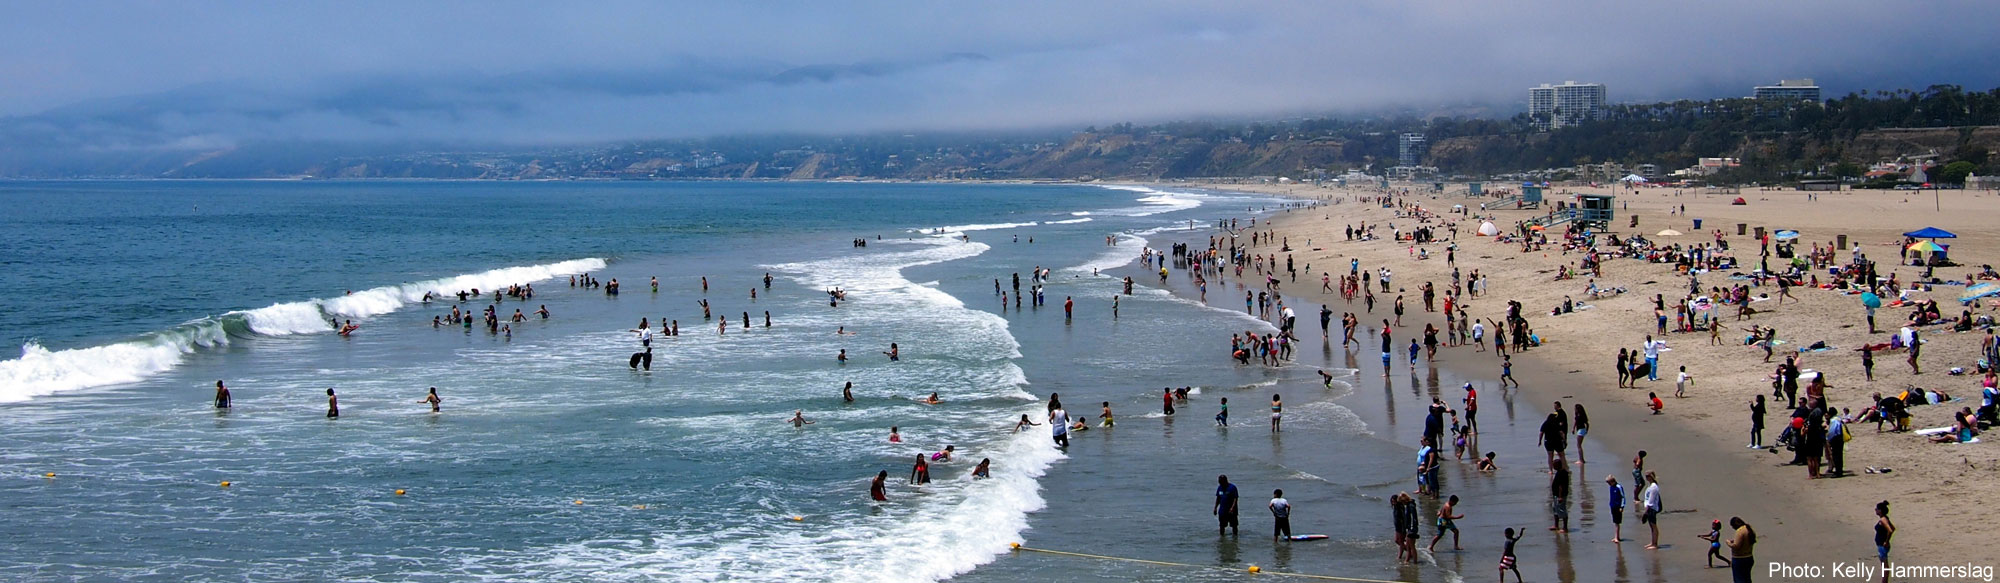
[
  {"left": 1902, "top": 227, "right": 1956, "bottom": 239},
  {"left": 1861, "top": 292, "right": 1881, "bottom": 309},
  {"left": 1656, "top": 229, "right": 1683, "bottom": 236},
  {"left": 1477, "top": 221, "right": 1500, "bottom": 236},
  {"left": 1773, "top": 230, "right": 1800, "bottom": 241},
  {"left": 1907, "top": 241, "right": 1944, "bottom": 253},
  {"left": 1528, "top": 225, "right": 1546, "bottom": 231}
]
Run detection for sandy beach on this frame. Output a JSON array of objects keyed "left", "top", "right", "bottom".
[{"left": 1165, "top": 178, "right": 2000, "bottom": 575}]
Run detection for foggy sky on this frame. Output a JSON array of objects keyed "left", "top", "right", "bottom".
[{"left": 4, "top": 0, "right": 1998, "bottom": 150}]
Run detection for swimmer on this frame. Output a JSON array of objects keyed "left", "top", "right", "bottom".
[
  {"left": 325, "top": 388, "right": 339, "bottom": 418},
  {"left": 972, "top": 458, "right": 991, "bottom": 479},
  {"left": 1015, "top": 414, "right": 1042, "bottom": 432},
  {"left": 842, "top": 381, "right": 854, "bottom": 403},
  {"left": 923, "top": 392, "right": 941, "bottom": 405},
  {"left": 1478, "top": 452, "right": 1499, "bottom": 472},
  {"left": 1099, "top": 401, "right": 1115, "bottom": 427},
  {"left": 423, "top": 387, "right": 440, "bottom": 413},
  {"left": 836, "top": 326, "right": 855, "bottom": 335},
  {"left": 787, "top": 410, "right": 814, "bottom": 427},
  {"left": 909, "top": 454, "right": 931, "bottom": 484},
  {"left": 432, "top": 316, "right": 441, "bottom": 328},
  {"left": 932, "top": 445, "right": 955, "bottom": 462},
  {"left": 888, "top": 426, "right": 902, "bottom": 442},
  {"left": 838, "top": 349, "right": 848, "bottom": 364},
  {"left": 536, "top": 305, "right": 549, "bottom": 318},
  {"left": 871, "top": 470, "right": 889, "bottom": 501},
  {"left": 884, "top": 343, "right": 899, "bottom": 361},
  {"left": 212, "top": 380, "right": 231, "bottom": 409}
]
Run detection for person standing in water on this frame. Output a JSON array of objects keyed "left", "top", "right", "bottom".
[
  {"left": 884, "top": 343, "right": 899, "bottom": 362},
  {"left": 424, "top": 387, "right": 440, "bottom": 413},
  {"left": 1270, "top": 394, "right": 1283, "bottom": 433},
  {"left": 1163, "top": 388, "right": 1176, "bottom": 416},
  {"left": 842, "top": 382, "right": 854, "bottom": 403},
  {"left": 870, "top": 470, "right": 888, "bottom": 501},
  {"left": 1214, "top": 475, "right": 1240, "bottom": 536},
  {"left": 325, "top": 388, "right": 339, "bottom": 418},
  {"left": 1268, "top": 489, "right": 1291, "bottom": 540},
  {"left": 213, "top": 380, "right": 231, "bottom": 409}
]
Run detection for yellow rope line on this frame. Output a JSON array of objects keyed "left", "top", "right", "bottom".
[{"left": 1009, "top": 544, "right": 1407, "bottom": 583}]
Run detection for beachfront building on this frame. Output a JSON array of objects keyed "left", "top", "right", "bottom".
[
  {"left": 1753, "top": 78, "right": 1821, "bottom": 103},
  {"left": 1529, "top": 81, "right": 1606, "bottom": 130},
  {"left": 1398, "top": 133, "right": 1427, "bottom": 167}
]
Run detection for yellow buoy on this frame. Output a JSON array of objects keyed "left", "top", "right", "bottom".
[
  {"left": 633, "top": 504, "right": 647, "bottom": 510},
  {"left": 791, "top": 515, "right": 803, "bottom": 521},
  {"left": 574, "top": 500, "right": 584, "bottom": 505},
  {"left": 43, "top": 472, "right": 54, "bottom": 478},
  {"left": 1248, "top": 565, "right": 1261, "bottom": 574},
  {"left": 220, "top": 481, "right": 231, "bottom": 488},
  {"left": 395, "top": 489, "right": 406, "bottom": 496}
]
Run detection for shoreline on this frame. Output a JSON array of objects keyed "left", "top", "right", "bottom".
[{"left": 1166, "top": 178, "right": 2000, "bottom": 572}]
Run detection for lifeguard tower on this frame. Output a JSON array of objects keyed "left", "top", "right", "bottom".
[{"left": 1575, "top": 193, "right": 1615, "bottom": 230}]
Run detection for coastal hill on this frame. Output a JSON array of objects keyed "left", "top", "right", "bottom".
[{"left": 3, "top": 86, "right": 1996, "bottom": 181}]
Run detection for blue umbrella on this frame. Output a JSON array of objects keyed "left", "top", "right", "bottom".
[
  {"left": 1773, "top": 230, "right": 1800, "bottom": 241},
  {"left": 1861, "top": 292, "right": 1881, "bottom": 309}
]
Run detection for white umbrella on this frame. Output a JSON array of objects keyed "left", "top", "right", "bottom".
[{"left": 1656, "top": 229, "right": 1683, "bottom": 236}]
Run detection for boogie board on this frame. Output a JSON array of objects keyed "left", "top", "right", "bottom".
[{"left": 1286, "top": 534, "right": 1329, "bottom": 541}]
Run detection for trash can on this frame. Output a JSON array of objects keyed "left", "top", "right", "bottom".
[{"left": 1693, "top": 219, "right": 1703, "bottom": 230}]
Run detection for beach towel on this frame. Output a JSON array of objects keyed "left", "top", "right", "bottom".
[{"left": 1914, "top": 426, "right": 1954, "bottom": 436}]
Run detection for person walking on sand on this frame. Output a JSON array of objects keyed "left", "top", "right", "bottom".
[
  {"left": 1428, "top": 494, "right": 1464, "bottom": 551},
  {"left": 1617, "top": 348, "right": 1631, "bottom": 388},
  {"left": 1572, "top": 404, "right": 1590, "bottom": 464},
  {"left": 1214, "top": 475, "right": 1240, "bottom": 536},
  {"left": 1640, "top": 471, "right": 1663, "bottom": 549},
  {"left": 1606, "top": 475, "right": 1626, "bottom": 543},
  {"left": 1750, "top": 395, "right": 1767, "bottom": 449},
  {"left": 1874, "top": 500, "right": 1895, "bottom": 583},
  {"left": 1500, "top": 355, "right": 1519, "bottom": 388},
  {"left": 1907, "top": 329, "right": 1921, "bottom": 374},
  {"left": 1725, "top": 517, "right": 1756, "bottom": 583},
  {"left": 1498, "top": 527, "right": 1525, "bottom": 583},
  {"left": 1642, "top": 335, "right": 1666, "bottom": 381}
]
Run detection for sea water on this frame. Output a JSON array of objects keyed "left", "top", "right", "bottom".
[{"left": 0, "top": 181, "right": 1573, "bottom": 583}]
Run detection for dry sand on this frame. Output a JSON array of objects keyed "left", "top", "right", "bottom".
[{"left": 1161, "top": 179, "right": 2000, "bottom": 573}]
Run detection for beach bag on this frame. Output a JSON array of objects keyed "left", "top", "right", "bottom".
[{"left": 1841, "top": 423, "right": 1854, "bottom": 443}]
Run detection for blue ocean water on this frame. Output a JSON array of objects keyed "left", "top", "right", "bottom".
[
  {"left": 0, "top": 180, "right": 1317, "bottom": 581},
  {"left": 1, "top": 180, "right": 1617, "bottom": 583}
]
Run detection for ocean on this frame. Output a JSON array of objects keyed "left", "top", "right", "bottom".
[{"left": 0, "top": 180, "right": 1618, "bottom": 583}]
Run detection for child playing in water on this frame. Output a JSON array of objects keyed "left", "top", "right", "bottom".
[{"left": 1215, "top": 397, "right": 1229, "bottom": 426}]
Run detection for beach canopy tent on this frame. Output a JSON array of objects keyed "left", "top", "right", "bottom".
[
  {"left": 1731, "top": 197, "right": 1747, "bottom": 205},
  {"left": 1477, "top": 221, "right": 1500, "bottom": 236},
  {"left": 1656, "top": 229, "right": 1683, "bottom": 236},
  {"left": 1773, "top": 229, "right": 1800, "bottom": 241},
  {"left": 1903, "top": 227, "right": 1957, "bottom": 239},
  {"left": 1621, "top": 174, "right": 1647, "bottom": 183}
]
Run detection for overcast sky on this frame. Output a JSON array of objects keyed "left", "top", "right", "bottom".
[{"left": 4, "top": 0, "right": 1997, "bottom": 149}]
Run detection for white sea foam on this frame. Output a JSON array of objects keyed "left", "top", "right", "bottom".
[
  {"left": 1043, "top": 218, "right": 1093, "bottom": 225},
  {"left": 1093, "top": 184, "right": 1205, "bottom": 216},
  {"left": 0, "top": 258, "right": 606, "bottom": 403},
  {"left": 1069, "top": 233, "right": 1145, "bottom": 275},
  {"left": 919, "top": 221, "right": 1039, "bottom": 235}
]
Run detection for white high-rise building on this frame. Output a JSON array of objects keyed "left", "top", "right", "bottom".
[
  {"left": 1753, "top": 79, "right": 1821, "bottom": 103},
  {"left": 1529, "top": 81, "right": 1607, "bottom": 130},
  {"left": 1398, "top": 133, "right": 1426, "bottom": 167}
]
